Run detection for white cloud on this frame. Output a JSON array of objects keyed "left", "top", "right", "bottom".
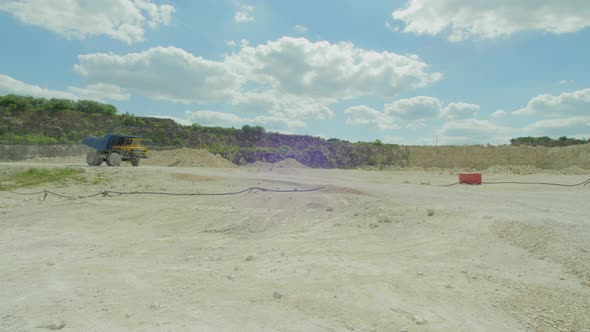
[
  {"left": 559, "top": 79, "right": 574, "bottom": 85},
  {"left": 525, "top": 116, "right": 590, "bottom": 137},
  {"left": 230, "top": 91, "right": 334, "bottom": 120},
  {"left": 75, "top": 46, "right": 242, "bottom": 104},
  {"left": 0, "top": 73, "right": 128, "bottom": 101},
  {"left": 385, "top": 21, "right": 400, "bottom": 32},
  {"left": 0, "top": 74, "right": 77, "bottom": 99},
  {"left": 346, "top": 97, "right": 481, "bottom": 131},
  {"left": 0, "top": 0, "right": 174, "bottom": 44},
  {"left": 513, "top": 88, "right": 590, "bottom": 116},
  {"left": 392, "top": 0, "right": 590, "bottom": 41},
  {"left": 234, "top": 4, "right": 254, "bottom": 23},
  {"left": 67, "top": 83, "right": 130, "bottom": 101},
  {"left": 187, "top": 110, "right": 306, "bottom": 131},
  {"left": 384, "top": 96, "right": 442, "bottom": 120},
  {"left": 441, "top": 102, "right": 479, "bottom": 119},
  {"left": 226, "top": 40, "right": 237, "bottom": 47},
  {"left": 226, "top": 37, "right": 442, "bottom": 100},
  {"left": 438, "top": 119, "right": 512, "bottom": 145},
  {"left": 491, "top": 110, "right": 508, "bottom": 119},
  {"left": 294, "top": 25, "right": 308, "bottom": 33},
  {"left": 73, "top": 37, "right": 439, "bottom": 122},
  {"left": 344, "top": 105, "right": 399, "bottom": 130},
  {"left": 230, "top": 91, "right": 280, "bottom": 114}
]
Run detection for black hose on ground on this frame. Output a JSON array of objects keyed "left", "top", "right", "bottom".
[
  {"left": 440, "top": 176, "right": 590, "bottom": 187},
  {"left": 7, "top": 186, "right": 326, "bottom": 200}
]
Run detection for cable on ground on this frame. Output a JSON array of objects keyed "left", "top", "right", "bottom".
[
  {"left": 440, "top": 176, "right": 590, "bottom": 187},
  {"left": 7, "top": 186, "right": 326, "bottom": 201}
]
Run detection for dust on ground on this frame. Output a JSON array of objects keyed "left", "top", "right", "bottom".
[
  {"left": 245, "top": 158, "right": 308, "bottom": 169},
  {"left": 1, "top": 163, "right": 589, "bottom": 331}
]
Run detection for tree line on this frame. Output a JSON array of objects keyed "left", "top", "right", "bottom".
[{"left": 510, "top": 136, "right": 589, "bottom": 147}]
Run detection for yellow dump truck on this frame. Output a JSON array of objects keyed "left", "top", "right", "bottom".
[{"left": 82, "top": 134, "right": 148, "bottom": 166}]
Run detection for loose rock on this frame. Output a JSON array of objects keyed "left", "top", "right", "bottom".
[
  {"left": 414, "top": 314, "right": 427, "bottom": 325},
  {"left": 41, "top": 320, "right": 66, "bottom": 330},
  {"left": 273, "top": 291, "right": 283, "bottom": 299}
]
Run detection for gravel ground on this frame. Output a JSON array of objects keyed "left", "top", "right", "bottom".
[{"left": 1, "top": 162, "right": 589, "bottom": 331}]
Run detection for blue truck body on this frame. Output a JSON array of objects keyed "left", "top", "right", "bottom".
[
  {"left": 81, "top": 134, "right": 147, "bottom": 166},
  {"left": 81, "top": 134, "right": 142, "bottom": 151}
]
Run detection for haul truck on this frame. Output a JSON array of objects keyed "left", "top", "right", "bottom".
[{"left": 82, "top": 134, "right": 148, "bottom": 167}]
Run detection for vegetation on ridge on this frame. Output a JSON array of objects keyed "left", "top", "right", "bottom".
[
  {"left": 1, "top": 94, "right": 587, "bottom": 167},
  {"left": 0, "top": 94, "right": 409, "bottom": 168}
]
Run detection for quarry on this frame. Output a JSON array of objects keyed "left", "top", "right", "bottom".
[{"left": 1, "top": 146, "right": 589, "bottom": 331}]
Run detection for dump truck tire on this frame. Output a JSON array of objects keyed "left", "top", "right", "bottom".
[
  {"left": 131, "top": 157, "right": 140, "bottom": 167},
  {"left": 108, "top": 152, "right": 122, "bottom": 167},
  {"left": 87, "top": 152, "right": 99, "bottom": 166}
]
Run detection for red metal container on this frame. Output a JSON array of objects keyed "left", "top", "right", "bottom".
[{"left": 459, "top": 173, "right": 482, "bottom": 185}]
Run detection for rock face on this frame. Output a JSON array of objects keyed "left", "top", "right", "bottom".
[
  {"left": 0, "top": 144, "right": 89, "bottom": 161},
  {"left": 407, "top": 144, "right": 590, "bottom": 170}
]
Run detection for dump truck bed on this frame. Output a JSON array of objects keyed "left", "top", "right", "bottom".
[{"left": 82, "top": 134, "right": 142, "bottom": 151}]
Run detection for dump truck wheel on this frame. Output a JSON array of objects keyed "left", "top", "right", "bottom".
[
  {"left": 108, "top": 152, "right": 122, "bottom": 167},
  {"left": 131, "top": 158, "right": 140, "bottom": 167},
  {"left": 87, "top": 152, "right": 99, "bottom": 166}
]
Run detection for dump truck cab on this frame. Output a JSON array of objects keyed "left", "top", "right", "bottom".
[{"left": 82, "top": 134, "right": 148, "bottom": 167}]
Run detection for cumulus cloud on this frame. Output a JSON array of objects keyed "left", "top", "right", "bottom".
[
  {"left": 226, "top": 37, "right": 441, "bottom": 100},
  {"left": 234, "top": 4, "right": 254, "bottom": 23},
  {"left": 0, "top": 74, "right": 128, "bottom": 101},
  {"left": 75, "top": 46, "right": 242, "bottom": 104},
  {"left": 346, "top": 97, "right": 480, "bottom": 131},
  {"left": 230, "top": 91, "right": 334, "bottom": 120},
  {"left": 525, "top": 116, "right": 590, "bottom": 137},
  {"left": 513, "top": 88, "right": 590, "bottom": 116},
  {"left": 392, "top": 0, "right": 590, "bottom": 41},
  {"left": 491, "top": 110, "right": 508, "bottom": 119},
  {"left": 73, "top": 37, "right": 439, "bottom": 122},
  {"left": 384, "top": 96, "right": 442, "bottom": 120},
  {"left": 441, "top": 102, "right": 479, "bottom": 119},
  {"left": 0, "top": 0, "right": 174, "bottom": 44},
  {"left": 187, "top": 110, "right": 306, "bottom": 131},
  {"left": 344, "top": 105, "right": 399, "bottom": 130},
  {"left": 67, "top": 83, "right": 129, "bottom": 101},
  {"left": 294, "top": 25, "right": 308, "bottom": 33},
  {"left": 0, "top": 74, "right": 77, "bottom": 99},
  {"left": 437, "top": 119, "right": 513, "bottom": 145}
]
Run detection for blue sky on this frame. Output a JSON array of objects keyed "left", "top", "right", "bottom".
[{"left": 1, "top": 0, "right": 589, "bottom": 145}]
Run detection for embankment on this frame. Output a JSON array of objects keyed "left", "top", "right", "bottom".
[
  {"left": 407, "top": 144, "right": 590, "bottom": 170},
  {"left": 1, "top": 144, "right": 589, "bottom": 170}
]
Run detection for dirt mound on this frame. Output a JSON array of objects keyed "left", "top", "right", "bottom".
[
  {"left": 144, "top": 148, "right": 236, "bottom": 168},
  {"left": 273, "top": 158, "right": 308, "bottom": 168},
  {"left": 244, "top": 158, "right": 308, "bottom": 169},
  {"left": 560, "top": 166, "right": 590, "bottom": 175},
  {"left": 485, "top": 165, "right": 541, "bottom": 175}
]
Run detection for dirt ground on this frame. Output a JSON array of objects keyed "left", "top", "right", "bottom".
[{"left": 1, "top": 162, "right": 589, "bottom": 331}]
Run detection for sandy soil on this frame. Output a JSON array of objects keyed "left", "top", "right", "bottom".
[{"left": 1, "top": 162, "right": 589, "bottom": 331}]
